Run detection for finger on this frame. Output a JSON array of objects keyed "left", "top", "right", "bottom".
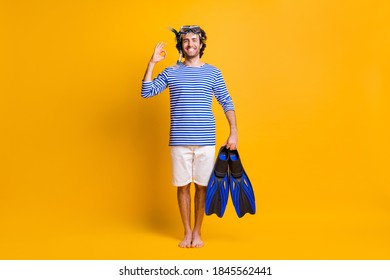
[
  {"left": 160, "top": 50, "right": 167, "bottom": 58},
  {"left": 157, "top": 42, "right": 166, "bottom": 49},
  {"left": 155, "top": 43, "right": 166, "bottom": 56},
  {"left": 226, "top": 143, "right": 237, "bottom": 150},
  {"left": 155, "top": 42, "right": 163, "bottom": 52}
]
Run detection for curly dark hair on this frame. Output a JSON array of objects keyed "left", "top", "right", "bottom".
[{"left": 176, "top": 27, "right": 207, "bottom": 58}]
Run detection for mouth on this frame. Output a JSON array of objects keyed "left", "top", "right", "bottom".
[{"left": 186, "top": 47, "right": 196, "bottom": 52}]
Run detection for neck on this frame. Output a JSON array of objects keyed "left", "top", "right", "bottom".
[{"left": 183, "top": 56, "right": 203, "bottom": 67}]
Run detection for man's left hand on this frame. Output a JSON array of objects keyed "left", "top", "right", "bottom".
[{"left": 225, "top": 134, "right": 238, "bottom": 150}]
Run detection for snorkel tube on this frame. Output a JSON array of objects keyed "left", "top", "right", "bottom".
[{"left": 168, "top": 26, "right": 182, "bottom": 65}]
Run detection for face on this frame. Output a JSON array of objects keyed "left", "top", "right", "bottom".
[{"left": 181, "top": 32, "right": 203, "bottom": 59}]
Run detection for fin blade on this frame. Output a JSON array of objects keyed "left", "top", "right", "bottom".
[
  {"left": 230, "top": 171, "right": 256, "bottom": 218},
  {"left": 205, "top": 174, "right": 229, "bottom": 217},
  {"left": 205, "top": 146, "right": 230, "bottom": 218}
]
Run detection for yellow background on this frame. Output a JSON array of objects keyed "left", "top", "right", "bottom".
[{"left": 1, "top": 0, "right": 389, "bottom": 259}]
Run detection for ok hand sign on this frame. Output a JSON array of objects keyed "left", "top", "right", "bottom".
[{"left": 150, "top": 42, "right": 167, "bottom": 64}]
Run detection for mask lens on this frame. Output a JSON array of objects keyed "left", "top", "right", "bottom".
[{"left": 180, "top": 25, "right": 201, "bottom": 34}]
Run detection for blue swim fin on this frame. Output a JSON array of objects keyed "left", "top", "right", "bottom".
[
  {"left": 229, "top": 149, "right": 256, "bottom": 218},
  {"left": 205, "top": 146, "right": 229, "bottom": 217}
]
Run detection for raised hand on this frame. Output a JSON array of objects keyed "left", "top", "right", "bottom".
[{"left": 150, "top": 42, "right": 167, "bottom": 64}]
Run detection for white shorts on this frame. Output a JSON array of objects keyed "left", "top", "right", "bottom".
[{"left": 170, "top": 145, "right": 216, "bottom": 187}]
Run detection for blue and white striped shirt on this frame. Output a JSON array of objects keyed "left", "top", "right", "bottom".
[{"left": 141, "top": 63, "right": 234, "bottom": 146}]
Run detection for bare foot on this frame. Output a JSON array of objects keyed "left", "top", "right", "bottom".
[
  {"left": 178, "top": 233, "right": 192, "bottom": 248},
  {"left": 191, "top": 233, "right": 204, "bottom": 248}
]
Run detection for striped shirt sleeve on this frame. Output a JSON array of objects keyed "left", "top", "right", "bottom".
[
  {"left": 213, "top": 69, "right": 235, "bottom": 112},
  {"left": 141, "top": 68, "right": 169, "bottom": 98}
]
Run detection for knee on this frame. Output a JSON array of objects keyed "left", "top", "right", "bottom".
[
  {"left": 178, "top": 184, "right": 191, "bottom": 194},
  {"left": 195, "top": 184, "right": 207, "bottom": 193}
]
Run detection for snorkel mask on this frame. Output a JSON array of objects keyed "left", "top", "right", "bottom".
[{"left": 168, "top": 25, "right": 206, "bottom": 64}]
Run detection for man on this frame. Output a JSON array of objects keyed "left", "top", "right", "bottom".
[{"left": 141, "top": 25, "right": 238, "bottom": 248}]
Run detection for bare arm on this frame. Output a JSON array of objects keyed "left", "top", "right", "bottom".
[
  {"left": 143, "top": 42, "right": 167, "bottom": 81},
  {"left": 224, "top": 110, "right": 238, "bottom": 150}
]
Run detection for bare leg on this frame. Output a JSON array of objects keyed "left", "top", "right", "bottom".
[
  {"left": 192, "top": 184, "right": 206, "bottom": 248},
  {"left": 177, "top": 183, "right": 192, "bottom": 248}
]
